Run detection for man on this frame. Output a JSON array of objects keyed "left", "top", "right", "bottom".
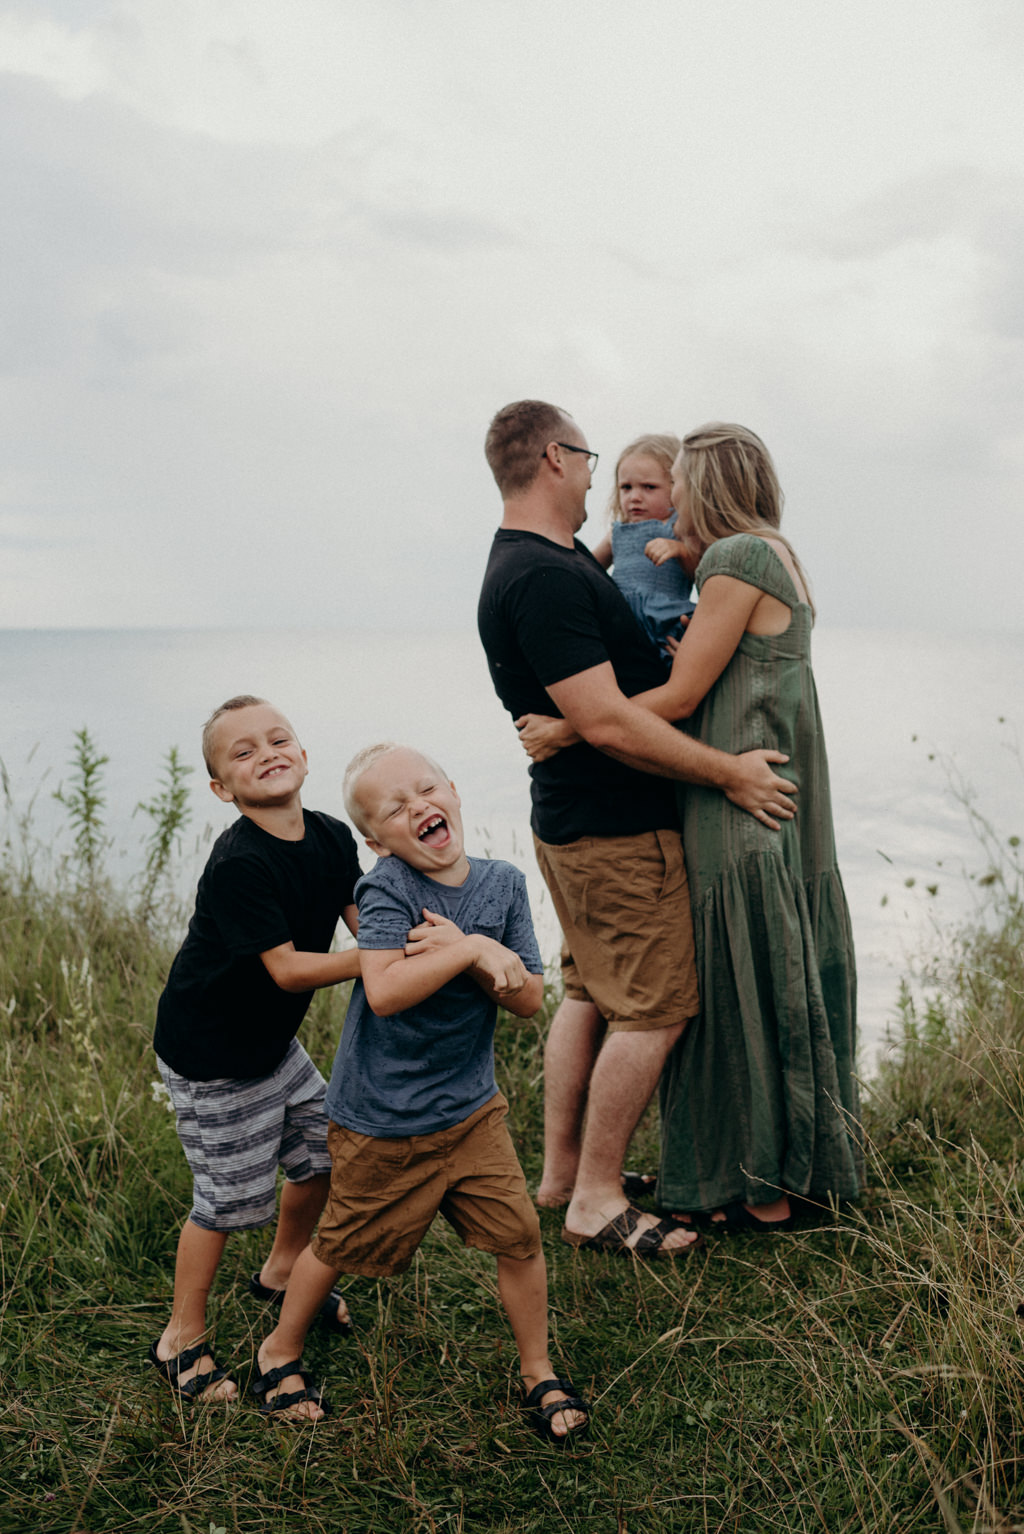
[{"left": 477, "top": 400, "right": 796, "bottom": 1256}]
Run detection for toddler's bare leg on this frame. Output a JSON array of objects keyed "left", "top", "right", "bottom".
[
  {"left": 496, "top": 1251, "right": 586, "bottom": 1438},
  {"left": 154, "top": 1219, "right": 237, "bottom": 1400},
  {"left": 256, "top": 1245, "right": 341, "bottom": 1421}
]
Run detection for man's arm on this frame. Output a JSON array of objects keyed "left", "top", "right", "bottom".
[
  {"left": 259, "top": 902, "right": 361, "bottom": 993},
  {"left": 545, "top": 664, "right": 796, "bottom": 825}
]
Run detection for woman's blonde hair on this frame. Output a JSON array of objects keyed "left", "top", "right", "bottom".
[
  {"left": 606, "top": 433, "right": 681, "bottom": 524},
  {"left": 677, "top": 422, "right": 815, "bottom": 616}
]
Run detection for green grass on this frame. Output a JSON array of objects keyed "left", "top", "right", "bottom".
[{"left": 3, "top": 792, "right": 1024, "bottom": 1531}]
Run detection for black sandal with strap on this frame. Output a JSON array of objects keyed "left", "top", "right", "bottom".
[
  {"left": 522, "top": 1376, "right": 590, "bottom": 1445},
  {"left": 251, "top": 1357, "right": 331, "bottom": 1420},
  {"left": 621, "top": 1170, "right": 658, "bottom": 1201},
  {"left": 248, "top": 1272, "right": 353, "bottom": 1335},
  {"left": 561, "top": 1203, "right": 704, "bottom": 1258},
  {"left": 148, "top": 1339, "right": 234, "bottom": 1401}
]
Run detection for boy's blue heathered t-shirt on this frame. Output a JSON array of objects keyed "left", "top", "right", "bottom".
[{"left": 324, "top": 856, "right": 542, "bottom": 1138}]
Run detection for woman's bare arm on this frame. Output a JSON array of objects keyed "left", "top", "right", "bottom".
[{"left": 633, "top": 574, "right": 762, "bottom": 719}]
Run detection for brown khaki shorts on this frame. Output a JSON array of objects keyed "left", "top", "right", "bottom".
[
  {"left": 533, "top": 827, "right": 699, "bottom": 1032},
  {"left": 310, "top": 1093, "right": 541, "bottom": 1277}
]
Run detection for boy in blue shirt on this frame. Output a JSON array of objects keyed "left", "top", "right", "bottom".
[
  {"left": 150, "top": 696, "right": 362, "bottom": 1402},
  {"left": 253, "top": 743, "right": 589, "bottom": 1444}
]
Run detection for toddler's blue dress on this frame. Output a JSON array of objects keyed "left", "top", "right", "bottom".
[{"left": 611, "top": 516, "right": 696, "bottom": 659}]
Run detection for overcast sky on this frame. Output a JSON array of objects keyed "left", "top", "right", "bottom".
[{"left": 1, "top": 0, "right": 1021, "bottom": 632}]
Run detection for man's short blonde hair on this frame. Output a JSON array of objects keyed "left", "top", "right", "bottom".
[
  {"left": 343, "top": 742, "right": 449, "bottom": 836},
  {"left": 484, "top": 399, "right": 570, "bottom": 497},
  {"left": 201, "top": 694, "right": 268, "bottom": 777}
]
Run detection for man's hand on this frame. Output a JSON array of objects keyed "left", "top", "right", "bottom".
[
  {"left": 514, "top": 713, "right": 578, "bottom": 762},
  {"left": 724, "top": 750, "right": 797, "bottom": 829},
  {"left": 405, "top": 908, "right": 464, "bottom": 956}
]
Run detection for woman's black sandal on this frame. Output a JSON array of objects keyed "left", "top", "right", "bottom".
[
  {"left": 620, "top": 1170, "right": 658, "bottom": 1201},
  {"left": 712, "top": 1200, "right": 795, "bottom": 1234}
]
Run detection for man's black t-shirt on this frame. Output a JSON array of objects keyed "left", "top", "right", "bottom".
[
  {"left": 477, "top": 528, "right": 679, "bottom": 844},
  {"left": 154, "top": 810, "right": 361, "bottom": 1081}
]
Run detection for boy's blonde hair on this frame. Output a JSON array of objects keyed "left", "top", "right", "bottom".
[
  {"left": 201, "top": 694, "right": 268, "bottom": 776},
  {"left": 606, "top": 433, "right": 682, "bottom": 524},
  {"left": 678, "top": 423, "right": 815, "bottom": 618},
  {"left": 343, "top": 742, "right": 449, "bottom": 836}
]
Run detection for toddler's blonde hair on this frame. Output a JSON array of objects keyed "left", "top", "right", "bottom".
[{"left": 606, "top": 433, "right": 682, "bottom": 525}]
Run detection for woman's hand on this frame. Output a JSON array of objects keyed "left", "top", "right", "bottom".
[{"left": 514, "top": 713, "right": 580, "bottom": 762}]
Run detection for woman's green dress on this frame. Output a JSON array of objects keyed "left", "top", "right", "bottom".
[{"left": 658, "top": 534, "right": 863, "bottom": 1211}]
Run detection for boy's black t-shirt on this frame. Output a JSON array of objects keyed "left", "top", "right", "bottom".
[
  {"left": 154, "top": 810, "right": 361, "bottom": 1081},
  {"left": 477, "top": 529, "right": 679, "bottom": 844}
]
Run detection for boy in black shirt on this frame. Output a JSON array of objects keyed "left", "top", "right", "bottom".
[{"left": 149, "top": 695, "right": 362, "bottom": 1402}]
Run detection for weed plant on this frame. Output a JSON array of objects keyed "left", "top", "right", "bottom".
[{"left": 2, "top": 746, "right": 1024, "bottom": 1531}]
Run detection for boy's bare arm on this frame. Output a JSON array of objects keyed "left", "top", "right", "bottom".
[
  {"left": 361, "top": 933, "right": 532, "bottom": 1018},
  {"left": 405, "top": 909, "right": 543, "bottom": 1016},
  {"left": 260, "top": 902, "right": 361, "bottom": 993},
  {"left": 486, "top": 971, "right": 544, "bottom": 1017}
]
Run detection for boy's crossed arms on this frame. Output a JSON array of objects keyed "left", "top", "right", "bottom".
[{"left": 370, "top": 906, "right": 542, "bottom": 1015}]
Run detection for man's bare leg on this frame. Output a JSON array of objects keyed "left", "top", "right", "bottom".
[
  {"left": 536, "top": 998, "right": 604, "bottom": 1208},
  {"left": 564, "top": 1022, "right": 700, "bottom": 1253}
]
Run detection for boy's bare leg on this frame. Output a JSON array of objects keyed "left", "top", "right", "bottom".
[
  {"left": 154, "top": 1219, "right": 238, "bottom": 1400},
  {"left": 497, "top": 1251, "right": 586, "bottom": 1437},
  {"left": 536, "top": 999, "right": 604, "bottom": 1208},
  {"left": 256, "top": 1244, "right": 341, "bottom": 1421},
  {"left": 254, "top": 1172, "right": 350, "bottom": 1327},
  {"left": 565, "top": 1021, "right": 700, "bottom": 1253}
]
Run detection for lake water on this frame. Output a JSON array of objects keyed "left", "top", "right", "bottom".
[{"left": 2, "top": 625, "right": 1022, "bottom": 1068}]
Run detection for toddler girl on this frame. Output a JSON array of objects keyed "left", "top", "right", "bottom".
[{"left": 591, "top": 433, "right": 697, "bottom": 659}]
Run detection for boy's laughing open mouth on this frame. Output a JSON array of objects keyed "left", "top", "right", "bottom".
[{"left": 418, "top": 815, "right": 449, "bottom": 846}]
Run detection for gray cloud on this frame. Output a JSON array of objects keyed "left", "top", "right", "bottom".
[{"left": 0, "top": 3, "right": 1021, "bottom": 633}]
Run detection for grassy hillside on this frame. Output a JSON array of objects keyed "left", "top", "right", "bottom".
[{"left": 2, "top": 755, "right": 1023, "bottom": 1533}]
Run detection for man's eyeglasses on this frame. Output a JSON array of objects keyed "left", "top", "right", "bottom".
[{"left": 545, "top": 442, "right": 599, "bottom": 473}]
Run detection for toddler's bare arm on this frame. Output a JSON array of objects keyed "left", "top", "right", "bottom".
[{"left": 591, "top": 533, "right": 613, "bottom": 569}]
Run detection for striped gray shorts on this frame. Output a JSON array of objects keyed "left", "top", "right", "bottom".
[{"left": 157, "top": 1039, "right": 332, "bottom": 1233}]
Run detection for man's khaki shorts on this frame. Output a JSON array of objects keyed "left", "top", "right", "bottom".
[
  {"left": 310, "top": 1093, "right": 541, "bottom": 1277},
  {"left": 533, "top": 827, "right": 699, "bottom": 1031}
]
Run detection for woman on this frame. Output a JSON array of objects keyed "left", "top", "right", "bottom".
[{"left": 518, "top": 423, "right": 862, "bottom": 1228}]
